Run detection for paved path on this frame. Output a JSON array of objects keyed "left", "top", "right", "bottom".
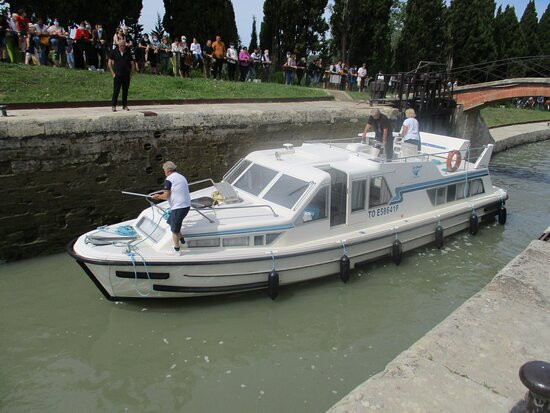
[
  {"left": 4, "top": 100, "right": 372, "bottom": 120},
  {"left": 490, "top": 121, "right": 550, "bottom": 152},
  {"left": 328, "top": 238, "right": 550, "bottom": 412}
]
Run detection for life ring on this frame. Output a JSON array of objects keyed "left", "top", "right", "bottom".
[{"left": 446, "top": 150, "right": 461, "bottom": 172}]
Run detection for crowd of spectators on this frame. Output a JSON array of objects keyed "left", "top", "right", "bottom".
[
  {"left": 1, "top": 8, "right": 397, "bottom": 93},
  {"left": 515, "top": 96, "right": 550, "bottom": 111}
]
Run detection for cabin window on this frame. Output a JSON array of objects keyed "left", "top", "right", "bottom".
[
  {"left": 234, "top": 163, "right": 277, "bottom": 196},
  {"left": 266, "top": 233, "right": 281, "bottom": 245},
  {"left": 303, "top": 186, "right": 328, "bottom": 222},
  {"left": 254, "top": 235, "right": 264, "bottom": 246},
  {"left": 222, "top": 236, "right": 250, "bottom": 247},
  {"left": 264, "top": 174, "right": 310, "bottom": 209},
  {"left": 369, "top": 176, "right": 392, "bottom": 208},
  {"left": 468, "top": 179, "right": 484, "bottom": 196},
  {"left": 427, "top": 188, "right": 436, "bottom": 205},
  {"left": 224, "top": 159, "right": 251, "bottom": 184},
  {"left": 456, "top": 182, "right": 466, "bottom": 199},
  {"left": 436, "top": 187, "right": 446, "bottom": 205},
  {"left": 446, "top": 184, "right": 457, "bottom": 202},
  {"left": 351, "top": 180, "right": 367, "bottom": 212},
  {"left": 188, "top": 238, "right": 220, "bottom": 248}
]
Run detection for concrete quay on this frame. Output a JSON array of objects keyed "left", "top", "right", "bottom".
[
  {"left": 328, "top": 238, "right": 550, "bottom": 413},
  {"left": 490, "top": 121, "right": 550, "bottom": 153}
]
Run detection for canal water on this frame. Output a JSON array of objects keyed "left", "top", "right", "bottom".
[{"left": 1, "top": 140, "right": 549, "bottom": 413}]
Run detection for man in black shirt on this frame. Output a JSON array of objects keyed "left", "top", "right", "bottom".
[
  {"left": 107, "top": 40, "right": 133, "bottom": 112},
  {"left": 361, "top": 109, "right": 394, "bottom": 161}
]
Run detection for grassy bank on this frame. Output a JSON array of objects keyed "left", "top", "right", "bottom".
[
  {"left": 481, "top": 106, "right": 550, "bottom": 128},
  {"left": 0, "top": 63, "right": 328, "bottom": 104}
]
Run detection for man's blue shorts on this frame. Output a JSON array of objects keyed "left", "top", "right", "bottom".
[{"left": 167, "top": 207, "right": 190, "bottom": 233}]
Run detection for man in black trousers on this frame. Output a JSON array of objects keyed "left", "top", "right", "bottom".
[{"left": 107, "top": 39, "right": 133, "bottom": 112}]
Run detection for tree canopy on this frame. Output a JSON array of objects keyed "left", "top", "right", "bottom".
[
  {"left": 538, "top": 4, "right": 550, "bottom": 55},
  {"left": 394, "top": 0, "right": 447, "bottom": 71},
  {"left": 519, "top": 0, "right": 541, "bottom": 57},
  {"left": 330, "top": 0, "right": 392, "bottom": 71},
  {"left": 249, "top": 16, "right": 258, "bottom": 51},
  {"left": 448, "top": 0, "right": 496, "bottom": 71},
  {"left": 260, "top": 0, "right": 328, "bottom": 66},
  {"left": 162, "top": 0, "right": 238, "bottom": 45}
]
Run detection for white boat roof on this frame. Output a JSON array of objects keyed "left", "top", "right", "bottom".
[{"left": 242, "top": 132, "right": 471, "bottom": 179}]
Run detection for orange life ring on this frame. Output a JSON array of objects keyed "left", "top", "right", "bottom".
[{"left": 446, "top": 150, "right": 461, "bottom": 172}]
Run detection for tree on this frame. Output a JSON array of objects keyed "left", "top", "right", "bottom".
[
  {"left": 163, "top": 0, "right": 238, "bottom": 45},
  {"left": 260, "top": 0, "right": 328, "bottom": 66},
  {"left": 539, "top": 4, "right": 550, "bottom": 55},
  {"left": 151, "top": 12, "right": 165, "bottom": 39},
  {"left": 519, "top": 0, "right": 541, "bottom": 57},
  {"left": 330, "top": 0, "right": 392, "bottom": 71},
  {"left": 493, "top": 5, "right": 527, "bottom": 77},
  {"left": 448, "top": 0, "right": 496, "bottom": 72},
  {"left": 249, "top": 16, "right": 258, "bottom": 51},
  {"left": 389, "top": 0, "right": 406, "bottom": 51},
  {"left": 394, "top": 0, "right": 447, "bottom": 71}
]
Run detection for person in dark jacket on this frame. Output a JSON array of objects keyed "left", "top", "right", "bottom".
[{"left": 107, "top": 40, "right": 133, "bottom": 112}]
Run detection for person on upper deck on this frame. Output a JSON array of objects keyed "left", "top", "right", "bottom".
[
  {"left": 361, "top": 109, "right": 393, "bottom": 161},
  {"left": 400, "top": 108, "right": 421, "bottom": 150}
]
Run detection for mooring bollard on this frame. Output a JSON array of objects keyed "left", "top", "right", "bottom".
[
  {"left": 519, "top": 360, "right": 550, "bottom": 413},
  {"left": 0, "top": 105, "right": 7, "bottom": 117}
]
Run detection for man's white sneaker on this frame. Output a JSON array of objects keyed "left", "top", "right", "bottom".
[{"left": 168, "top": 248, "right": 182, "bottom": 256}]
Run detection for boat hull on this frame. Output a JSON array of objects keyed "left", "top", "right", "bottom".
[{"left": 69, "top": 201, "right": 502, "bottom": 300}]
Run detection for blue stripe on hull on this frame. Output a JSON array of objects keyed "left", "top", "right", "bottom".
[{"left": 389, "top": 170, "right": 489, "bottom": 205}]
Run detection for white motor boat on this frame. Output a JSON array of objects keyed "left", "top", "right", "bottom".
[{"left": 69, "top": 132, "right": 508, "bottom": 300}]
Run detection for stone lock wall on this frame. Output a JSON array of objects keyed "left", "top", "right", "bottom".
[{"left": 0, "top": 104, "right": 377, "bottom": 261}]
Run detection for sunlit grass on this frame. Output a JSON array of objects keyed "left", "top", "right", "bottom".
[{"left": 0, "top": 63, "right": 328, "bottom": 103}]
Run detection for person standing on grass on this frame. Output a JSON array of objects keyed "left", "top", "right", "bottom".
[
  {"left": 202, "top": 39, "right": 213, "bottom": 78},
  {"left": 261, "top": 49, "right": 271, "bottom": 82},
  {"left": 190, "top": 37, "right": 202, "bottom": 69},
  {"left": 226, "top": 43, "right": 238, "bottom": 81},
  {"left": 151, "top": 161, "right": 191, "bottom": 256},
  {"left": 108, "top": 39, "right": 133, "bottom": 112},
  {"left": 211, "top": 35, "right": 226, "bottom": 80},
  {"left": 238, "top": 46, "right": 250, "bottom": 81}
]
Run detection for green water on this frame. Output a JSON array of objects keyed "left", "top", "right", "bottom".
[{"left": 1, "top": 140, "right": 549, "bottom": 412}]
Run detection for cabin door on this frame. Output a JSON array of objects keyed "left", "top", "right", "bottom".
[{"left": 326, "top": 168, "right": 348, "bottom": 227}]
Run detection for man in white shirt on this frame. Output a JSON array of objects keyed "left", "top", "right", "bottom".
[{"left": 152, "top": 161, "right": 191, "bottom": 255}]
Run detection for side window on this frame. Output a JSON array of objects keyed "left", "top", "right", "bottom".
[
  {"left": 446, "top": 184, "right": 456, "bottom": 202},
  {"left": 468, "top": 179, "right": 484, "bottom": 196},
  {"left": 427, "top": 188, "right": 436, "bottom": 205},
  {"left": 303, "top": 186, "right": 328, "bottom": 222},
  {"left": 456, "top": 182, "right": 466, "bottom": 199},
  {"left": 436, "top": 187, "right": 446, "bottom": 205},
  {"left": 351, "top": 180, "right": 366, "bottom": 212},
  {"left": 369, "top": 176, "right": 392, "bottom": 208}
]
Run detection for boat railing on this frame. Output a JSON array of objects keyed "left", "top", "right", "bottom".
[
  {"left": 397, "top": 145, "right": 488, "bottom": 171},
  {"left": 213, "top": 204, "right": 279, "bottom": 217},
  {"left": 188, "top": 178, "right": 216, "bottom": 188}
]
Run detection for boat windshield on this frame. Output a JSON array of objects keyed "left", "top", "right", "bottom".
[
  {"left": 234, "top": 163, "right": 277, "bottom": 196},
  {"left": 264, "top": 174, "right": 310, "bottom": 209},
  {"left": 224, "top": 159, "right": 252, "bottom": 184}
]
